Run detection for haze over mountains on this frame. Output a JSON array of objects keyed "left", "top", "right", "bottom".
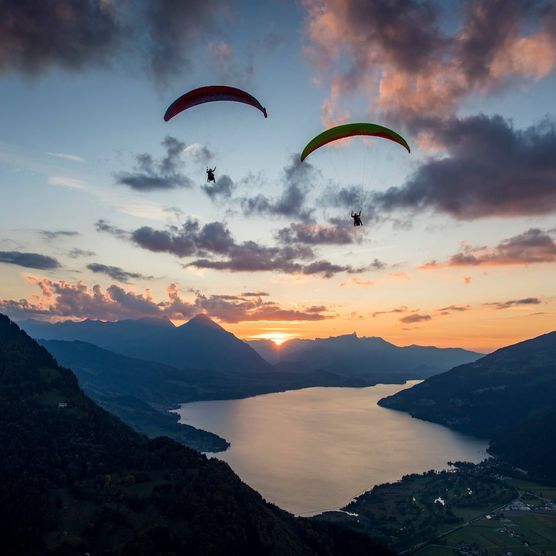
[
  {"left": 22, "top": 314, "right": 271, "bottom": 373},
  {"left": 0, "top": 313, "right": 391, "bottom": 556},
  {"left": 249, "top": 333, "right": 480, "bottom": 379},
  {"left": 22, "top": 315, "right": 480, "bottom": 381},
  {"left": 20, "top": 313, "right": 483, "bottom": 456}
]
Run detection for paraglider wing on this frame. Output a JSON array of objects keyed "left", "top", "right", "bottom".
[
  {"left": 164, "top": 86, "right": 268, "bottom": 121},
  {"left": 300, "top": 123, "right": 410, "bottom": 162}
]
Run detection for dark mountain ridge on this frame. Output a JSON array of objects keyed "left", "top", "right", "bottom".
[
  {"left": 249, "top": 332, "right": 480, "bottom": 379},
  {"left": 0, "top": 313, "right": 391, "bottom": 555},
  {"left": 378, "top": 330, "right": 556, "bottom": 481},
  {"left": 21, "top": 314, "right": 271, "bottom": 373}
]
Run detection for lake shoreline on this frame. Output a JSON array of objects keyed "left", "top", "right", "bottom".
[{"left": 175, "top": 382, "right": 489, "bottom": 515}]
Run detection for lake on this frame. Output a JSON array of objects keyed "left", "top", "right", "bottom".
[{"left": 175, "top": 382, "right": 488, "bottom": 516}]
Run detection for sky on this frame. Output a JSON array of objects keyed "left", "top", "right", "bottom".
[{"left": 0, "top": 0, "right": 555, "bottom": 352}]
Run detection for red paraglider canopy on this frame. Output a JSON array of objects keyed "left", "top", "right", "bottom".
[{"left": 164, "top": 85, "right": 268, "bottom": 121}]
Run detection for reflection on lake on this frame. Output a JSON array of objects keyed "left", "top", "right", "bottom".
[{"left": 175, "top": 382, "right": 488, "bottom": 516}]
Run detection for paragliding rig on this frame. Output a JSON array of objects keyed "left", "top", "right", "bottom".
[
  {"left": 351, "top": 211, "right": 363, "bottom": 227},
  {"left": 206, "top": 167, "right": 216, "bottom": 183},
  {"left": 164, "top": 85, "right": 268, "bottom": 122}
]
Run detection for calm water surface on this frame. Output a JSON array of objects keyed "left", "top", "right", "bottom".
[{"left": 176, "top": 382, "right": 488, "bottom": 516}]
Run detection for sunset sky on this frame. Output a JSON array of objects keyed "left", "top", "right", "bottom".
[{"left": 1, "top": 0, "right": 555, "bottom": 352}]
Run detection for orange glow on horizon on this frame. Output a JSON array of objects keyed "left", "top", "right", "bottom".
[{"left": 249, "top": 332, "right": 296, "bottom": 346}]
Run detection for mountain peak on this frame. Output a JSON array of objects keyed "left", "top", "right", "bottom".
[{"left": 183, "top": 313, "right": 224, "bottom": 331}]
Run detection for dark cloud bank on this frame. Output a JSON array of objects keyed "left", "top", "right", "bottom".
[
  {"left": 97, "top": 216, "right": 381, "bottom": 278},
  {"left": 0, "top": 251, "right": 60, "bottom": 270}
]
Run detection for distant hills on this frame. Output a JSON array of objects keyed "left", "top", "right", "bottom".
[
  {"left": 249, "top": 333, "right": 480, "bottom": 380},
  {"left": 22, "top": 314, "right": 271, "bottom": 373},
  {"left": 22, "top": 314, "right": 482, "bottom": 455},
  {"left": 39, "top": 338, "right": 365, "bottom": 451},
  {"left": 39, "top": 339, "right": 230, "bottom": 452},
  {"left": 0, "top": 313, "right": 392, "bottom": 556},
  {"left": 379, "top": 330, "right": 556, "bottom": 482}
]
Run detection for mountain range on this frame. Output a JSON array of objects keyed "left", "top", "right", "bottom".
[
  {"left": 378, "top": 330, "right": 556, "bottom": 481},
  {"left": 21, "top": 314, "right": 482, "bottom": 455},
  {"left": 0, "top": 313, "right": 392, "bottom": 556},
  {"left": 249, "top": 333, "right": 480, "bottom": 379},
  {"left": 21, "top": 314, "right": 272, "bottom": 373}
]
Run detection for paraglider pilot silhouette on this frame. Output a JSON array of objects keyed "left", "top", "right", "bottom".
[
  {"left": 206, "top": 167, "right": 216, "bottom": 183},
  {"left": 351, "top": 210, "right": 363, "bottom": 227}
]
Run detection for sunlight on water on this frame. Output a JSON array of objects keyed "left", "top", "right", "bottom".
[{"left": 175, "top": 382, "right": 488, "bottom": 516}]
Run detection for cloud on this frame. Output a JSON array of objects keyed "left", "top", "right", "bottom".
[
  {"left": 47, "top": 152, "right": 84, "bottom": 162},
  {"left": 240, "top": 156, "right": 316, "bottom": 221},
  {"left": 422, "top": 228, "right": 556, "bottom": 268},
  {"left": 86, "top": 263, "right": 153, "bottom": 284},
  {"left": 207, "top": 40, "right": 254, "bottom": 84},
  {"left": 144, "top": 0, "right": 225, "bottom": 83},
  {"left": 302, "top": 0, "right": 556, "bottom": 123},
  {"left": 0, "top": 251, "right": 60, "bottom": 269},
  {"left": 187, "top": 248, "right": 365, "bottom": 278},
  {"left": 0, "top": 0, "right": 121, "bottom": 75},
  {"left": 372, "top": 306, "right": 409, "bottom": 318},
  {"left": 202, "top": 174, "right": 235, "bottom": 200},
  {"left": 484, "top": 297, "right": 542, "bottom": 310},
  {"left": 400, "top": 313, "right": 432, "bottom": 324},
  {"left": 183, "top": 143, "right": 215, "bottom": 164},
  {"left": 276, "top": 222, "right": 355, "bottom": 245},
  {"left": 68, "top": 248, "right": 95, "bottom": 259},
  {"left": 115, "top": 136, "right": 193, "bottom": 191},
  {"left": 40, "top": 230, "right": 79, "bottom": 241},
  {"left": 437, "top": 304, "right": 471, "bottom": 314},
  {"left": 340, "top": 277, "right": 374, "bottom": 288},
  {"left": 128, "top": 219, "right": 234, "bottom": 258},
  {"left": 99, "top": 216, "right": 362, "bottom": 278},
  {"left": 95, "top": 219, "right": 129, "bottom": 240},
  {"left": 0, "top": 1, "right": 228, "bottom": 84},
  {"left": 241, "top": 291, "right": 269, "bottom": 297},
  {"left": 375, "top": 115, "right": 556, "bottom": 219},
  {"left": 48, "top": 176, "right": 87, "bottom": 190},
  {"left": 0, "top": 277, "right": 332, "bottom": 323}
]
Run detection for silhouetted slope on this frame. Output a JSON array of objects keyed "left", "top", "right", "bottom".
[
  {"left": 0, "top": 314, "right": 391, "bottom": 555},
  {"left": 39, "top": 338, "right": 366, "bottom": 409},
  {"left": 379, "top": 330, "right": 556, "bottom": 481},
  {"left": 37, "top": 339, "right": 229, "bottom": 451},
  {"left": 249, "top": 333, "right": 480, "bottom": 379},
  {"left": 21, "top": 314, "right": 271, "bottom": 372},
  {"left": 490, "top": 408, "right": 556, "bottom": 482}
]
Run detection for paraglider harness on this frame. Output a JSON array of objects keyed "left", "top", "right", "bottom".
[
  {"left": 206, "top": 167, "right": 216, "bottom": 183},
  {"left": 351, "top": 210, "right": 363, "bottom": 226}
]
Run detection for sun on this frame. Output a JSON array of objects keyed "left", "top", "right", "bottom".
[{"left": 251, "top": 332, "right": 295, "bottom": 346}]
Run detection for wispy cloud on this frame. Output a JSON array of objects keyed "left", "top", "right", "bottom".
[
  {"left": 87, "top": 263, "right": 154, "bottom": 284},
  {"left": 483, "top": 298, "right": 542, "bottom": 310},
  {"left": 115, "top": 136, "right": 193, "bottom": 191},
  {"left": 68, "top": 248, "right": 95, "bottom": 259},
  {"left": 40, "top": 230, "right": 79, "bottom": 242},
  {"left": 372, "top": 306, "right": 410, "bottom": 318},
  {"left": 48, "top": 176, "right": 87, "bottom": 191},
  {"left": 47, "top": 152, "right": 84, "bottom": 162},
  {"left": 400, "top": 313, "right": 432, "bottom": 324}
]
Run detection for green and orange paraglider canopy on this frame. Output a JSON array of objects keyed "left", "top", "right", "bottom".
[{"left": 300, "top": 122, "right": 410, "bottom": 162}]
